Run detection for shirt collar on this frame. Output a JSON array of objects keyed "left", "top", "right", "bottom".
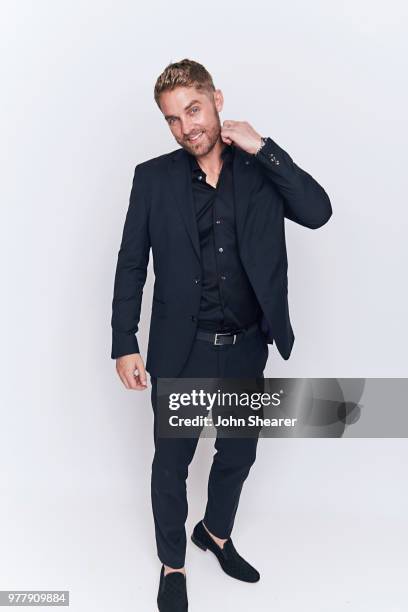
[{"left": 188, "top": 144, "right": 234, "bottom": 176}]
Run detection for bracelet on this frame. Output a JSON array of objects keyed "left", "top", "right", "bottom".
[{"left": 254, "top": 136, "right": 268, "bottom": 156}]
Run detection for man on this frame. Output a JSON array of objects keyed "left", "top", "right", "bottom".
[{"left": 111, "top": 58, "right": 332, "bottom": 611}]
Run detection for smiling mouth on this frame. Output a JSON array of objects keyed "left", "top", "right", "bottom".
[{"left": 188, "top": 131, "right": 203, "bottom": 142}]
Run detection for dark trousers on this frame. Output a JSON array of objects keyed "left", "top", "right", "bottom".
[{"left": 149, "top": 323, "right": 269, "bottom": 568}]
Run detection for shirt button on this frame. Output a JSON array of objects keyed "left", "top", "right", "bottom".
[
  {"left": 198, "top": 175, "right": 203, "bottom": 180},
  {"left": 218, "top": 247, "right": 223, "bottom": 253}
]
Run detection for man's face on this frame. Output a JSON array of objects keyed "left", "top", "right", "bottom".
[{"left": 159, "top": 86, "right": 224, "bottom": 157}]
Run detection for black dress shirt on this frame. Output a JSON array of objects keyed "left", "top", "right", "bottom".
[{"left": 187, "top": 143, "right": 263, "bottom": 332}]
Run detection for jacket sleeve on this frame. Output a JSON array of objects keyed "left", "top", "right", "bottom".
[
  {"left": 111, "top": 164, "right": 151, "bottom": 359},
  {"left": 254, "top": 136, "right": 332, "bottom": 229}
]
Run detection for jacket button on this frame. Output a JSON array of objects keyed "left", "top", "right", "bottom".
[{"left": 194, "top": 278, "right": 201, "bottom": 284}]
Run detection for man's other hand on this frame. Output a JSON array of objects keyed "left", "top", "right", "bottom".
[{"left": 116, "top": 353, "right": 148, "bottom": 390}]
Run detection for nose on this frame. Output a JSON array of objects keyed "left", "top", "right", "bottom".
[{"left": 181, "top": 117, "right": 198, "bottom": 138}]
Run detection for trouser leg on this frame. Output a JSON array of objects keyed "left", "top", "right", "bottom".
[
  {"left": 149, "top": 339, "right": 216, "bottom": 568},
  {"left": 203, "top": 435, "right": 259, "bottom": 538},
  {"left": 203, "top": 325, "right": 268, "bottom": 538}
]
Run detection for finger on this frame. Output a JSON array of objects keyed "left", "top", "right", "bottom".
[
  {"left": 123, "top": 369, "right": 138, "bottom": 390},
  {"left": 221, "top": 127, "right": 237, "bottom": 139},
  {"left": 136, "top": 361, "right": 148, "bottom": 387},
  {"left": 117, "top": 370, "right": 130, "bottom": 389},
  {"left": 134, "top": 371, "right": 147, "bottom": 387},
  {"left": 133, "top": 364, "right": 148, "bottom": 389},
  {"left": 134, "top": 376, "right": 148, "bottom": 390}
]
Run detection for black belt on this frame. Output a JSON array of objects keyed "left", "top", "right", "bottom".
[{"left": 195, "top": 321, "right": 260, "bottom": 345}]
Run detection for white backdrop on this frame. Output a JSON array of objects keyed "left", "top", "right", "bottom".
[{"left": 1, "top": 1, "right": 407, "bottom": 610}]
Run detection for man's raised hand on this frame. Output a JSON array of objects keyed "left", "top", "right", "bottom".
[{"left": 221, "top": 120, "right": 263, "bottom": 155}]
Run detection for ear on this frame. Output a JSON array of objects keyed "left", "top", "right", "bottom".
[{"left": 213, "top": 88, "right": 224, "bottom": 113}]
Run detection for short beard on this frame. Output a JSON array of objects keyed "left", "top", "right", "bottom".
[{"left": 180, "top": 114, "right": 221, "bottom": 158}]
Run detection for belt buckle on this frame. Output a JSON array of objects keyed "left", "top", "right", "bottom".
[{"left": 214, "top": 332, "right": 237, "bottom": 346}]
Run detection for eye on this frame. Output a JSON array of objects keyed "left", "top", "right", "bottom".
[{"left": 190, "top": 106, "right": 199, "bottom": 114}]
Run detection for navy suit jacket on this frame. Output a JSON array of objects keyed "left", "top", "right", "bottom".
[{"left": 111, "top": 136, "right": 332, "bottom": 377}]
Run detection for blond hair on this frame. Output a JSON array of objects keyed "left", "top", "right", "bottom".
[{"left": 154, "top": 58, "right": 216, "bottom": 108}]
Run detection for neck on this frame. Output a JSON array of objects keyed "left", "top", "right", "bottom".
[{"left": 195, "top": 138, "right": 227, "bottom": 175}]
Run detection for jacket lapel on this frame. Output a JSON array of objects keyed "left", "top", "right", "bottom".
[
  {"left": 167, "top": 145, "right": 256, "bottom": 263},
  {"left": 168, "top": 148, "right": 201, "bottom": 262}
]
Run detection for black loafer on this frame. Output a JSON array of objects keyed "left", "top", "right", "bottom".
[
  {"left": 157, "top": 565, "right": 188, "bottom": 611},
  {"left": 191, "top": 520, "right": 260, "bottom": 583}
]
